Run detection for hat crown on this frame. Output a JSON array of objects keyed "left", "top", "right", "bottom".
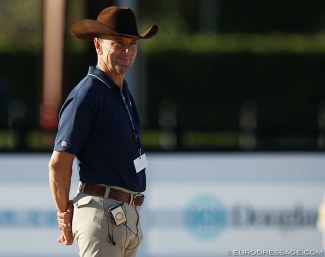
[
  {"left": 70, "top": 5, "right": 158, "bottom": 40},
  {"left": 97, "top": 7, "right": 139, "bottom": 37}
]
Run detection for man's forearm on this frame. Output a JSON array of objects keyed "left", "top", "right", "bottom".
[
  {"left": 49, "top": 168, "right": 72, "bottom": 212},
  {"left": 49, "top": 163, "right": 74, "bottom": 245},
  {"left": 48, "top": 151, "right": 74, "bottom": 212}
]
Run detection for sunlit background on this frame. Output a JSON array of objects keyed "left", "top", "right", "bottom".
[{"left": 0, "top": 0, "right": 325, "bottom": 256}]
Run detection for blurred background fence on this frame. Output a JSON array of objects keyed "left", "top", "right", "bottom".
[{"left": 0, "top": 0, "right": 324, "bottom": 152}]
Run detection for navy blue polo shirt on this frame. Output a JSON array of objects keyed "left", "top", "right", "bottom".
[{"left": 54, "top": 66, "right": 146, "bottom": 192}]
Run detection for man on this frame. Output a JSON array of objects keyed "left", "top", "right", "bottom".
[{"left": 48, "top": 6, "right": 158, "bottom": 257}]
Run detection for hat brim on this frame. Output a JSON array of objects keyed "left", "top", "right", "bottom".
[{"left": 71, "top": 19, "right": 158, "bottom": 41}]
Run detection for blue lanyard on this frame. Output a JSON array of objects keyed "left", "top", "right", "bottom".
[
  {"left": 87, "top": 72, "right": 142, "bottom": 157},
  {"left": 121, "top": 89, "right": 142, "bottom": 157}
]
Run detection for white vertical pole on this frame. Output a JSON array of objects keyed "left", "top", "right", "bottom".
[
  {"left": 41, "top": 0, "right": 66, "bottom": 130},
  {"left": 117, "top": 0, "right": 148, "bottom": 125},
  {"left": 118, "top": 0, "right": 138, "bottom": 98}
]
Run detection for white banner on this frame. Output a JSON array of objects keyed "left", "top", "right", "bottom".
[
  {"left": 0, "top": 153, "right": 325, "bottom": 257},
  {"left": 144, "top": 153, "right": 325, "bottom": 257},
  {"left": 0, "top": 154, "right": 79, "bottom": 257}
]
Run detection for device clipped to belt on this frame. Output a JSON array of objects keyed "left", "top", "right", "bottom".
[
  {"left": 107, "top": 204, "right": 141, "bottom": 248},
  {"left": 109, "top": 205, "right": 127, "bottom": 226},
  {"left": 107, "top": 205, "right": 127, "bottom": 245}
]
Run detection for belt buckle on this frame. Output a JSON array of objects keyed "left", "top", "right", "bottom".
[{"left": 132, "top": 194, "right": 144, "bottom": 207}]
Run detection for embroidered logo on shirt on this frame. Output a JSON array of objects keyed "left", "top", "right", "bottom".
[{"left": 61, "top": 141, "right": 70, "bottom": 147}]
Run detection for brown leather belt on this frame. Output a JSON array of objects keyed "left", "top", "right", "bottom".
[{"left": 79, "top": 183, "right": 144, "bottom": 207}]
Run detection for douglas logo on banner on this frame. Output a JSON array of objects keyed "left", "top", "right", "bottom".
[
  {"left": 184, "top": 195, "right": 318, "bottom": 240},
  {"left": 184, "top": 196, "right": 228, "bottom": 240}
]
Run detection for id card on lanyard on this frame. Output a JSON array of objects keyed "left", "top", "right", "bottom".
[
  {"left": 134, "top": 153, "right": 148, "bottom": 173},
  {"left": 121, "top": 87, "right": 148, "bottom": 173}
]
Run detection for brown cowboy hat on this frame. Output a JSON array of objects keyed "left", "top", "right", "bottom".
[{"left": 71, "top": 6, "right": 158, "bottom": 40}]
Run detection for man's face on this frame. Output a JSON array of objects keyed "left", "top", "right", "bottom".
[{"left": 98, "top": 35, "right": 138, "bottom": 75}]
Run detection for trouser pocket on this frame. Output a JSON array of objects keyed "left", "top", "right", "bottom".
[{"left": 72, "top": 194, "right": 103, "bottom": 240}]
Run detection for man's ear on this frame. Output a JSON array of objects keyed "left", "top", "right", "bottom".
[{"left": 94, "top": 38, "right": 102, "bottom": 55}]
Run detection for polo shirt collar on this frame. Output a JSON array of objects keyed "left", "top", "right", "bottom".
[{"left": 87, "top": 66, "right": 126, "bottom": 91}]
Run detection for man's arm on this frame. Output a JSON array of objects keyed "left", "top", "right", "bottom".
[{"left": 49, "top": 150, "right": 75, "bottom": 245}]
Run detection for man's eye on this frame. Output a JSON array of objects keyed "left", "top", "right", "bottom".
[
  {"left": 114, "top": 41, "right": 123, "bottom": 45},
  {"left": 114, "top": 41, "right": 137, "bottom": 45}
]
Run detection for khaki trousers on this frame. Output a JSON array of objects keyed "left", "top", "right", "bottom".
[{"left": 72, "top": 192, "right": 143, "bottom": 257}]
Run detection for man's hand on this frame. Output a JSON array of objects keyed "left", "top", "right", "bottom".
[{"left": 57, "top": 200, "right": 74, "bottom": 245}]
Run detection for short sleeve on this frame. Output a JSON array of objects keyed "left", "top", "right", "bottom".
[{"left": 54, "top": 96, "right": 95, "bottom": 154}]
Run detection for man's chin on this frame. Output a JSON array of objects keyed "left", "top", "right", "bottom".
[{"left": 114, "top": 65, "right": 131, "bottom": 75}]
